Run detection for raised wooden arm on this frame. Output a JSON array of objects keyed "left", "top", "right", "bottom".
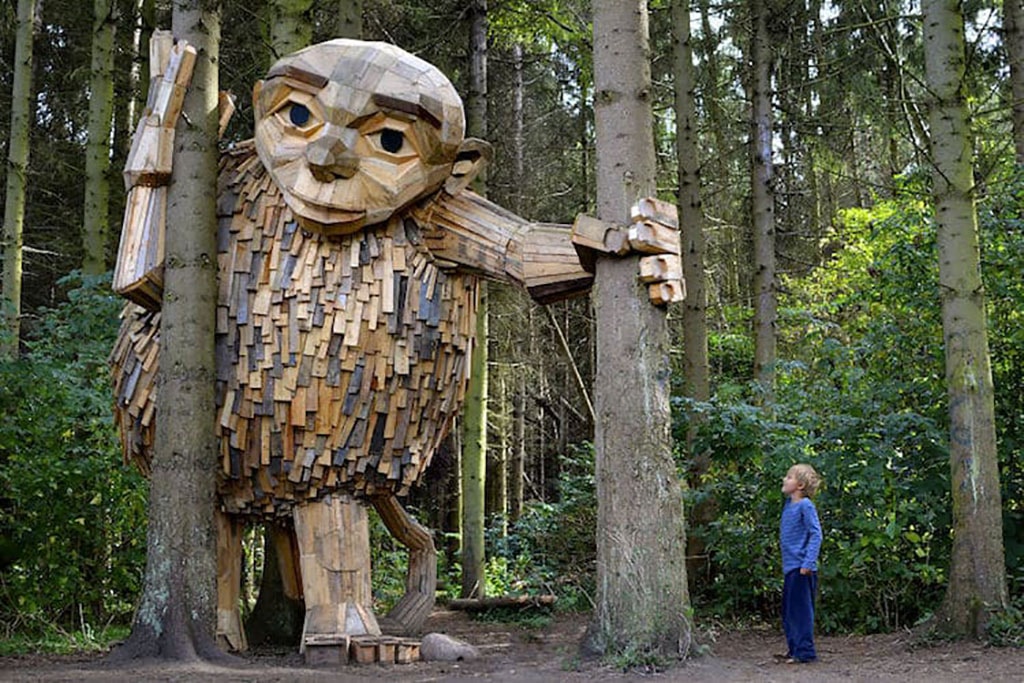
[
  {"left": 412, "top": 190, "right": 684, "bottom": 306},
  {"left": 410, "top": 190, "right": 593, "bottom": 304},
  {"left": 113, "top": 32, "right": 234, "bottom": 311},
  {"left": 112, "top": 32, "right": 196, "bottom": 310}
]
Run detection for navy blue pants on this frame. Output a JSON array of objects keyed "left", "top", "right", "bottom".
[{"left": 782, "top": 569, "right": 817, "bottom": 662}]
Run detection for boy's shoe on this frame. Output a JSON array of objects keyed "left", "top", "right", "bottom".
[{"left": 785, "top": 657, "right": 817, "bottom": 664}]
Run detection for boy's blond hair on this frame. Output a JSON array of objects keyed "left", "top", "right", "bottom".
[{"left": 790, "top": 463, "right": 822, "bottom": 498}]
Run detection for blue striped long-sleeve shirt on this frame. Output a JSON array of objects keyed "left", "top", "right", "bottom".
[{"left": 780, "top": 497, "right": 822, "bottom": 574}]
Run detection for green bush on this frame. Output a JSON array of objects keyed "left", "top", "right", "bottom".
[
  {"left": 0, "top": 274, "right": 147, "bottom": 638},
  {"left": 486, "top": 444, "right": 596, "bottom": 610}
]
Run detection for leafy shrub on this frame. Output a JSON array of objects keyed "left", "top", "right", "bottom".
[
  {"left": 0, "top": 274, "right": 147, "bottom": 638},
  {"left": 987, "top": 595, "right": 1024, "bottom": 647},
  {"left": 486, "top": 444, "right": 597, "bottom": 610},
  {"left": 679, "top": 367, "right": 949, "bottom": 633}
]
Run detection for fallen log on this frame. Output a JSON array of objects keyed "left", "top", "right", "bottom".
[{"left": 447, "top": 595, "right": 556, "bottom": 611}]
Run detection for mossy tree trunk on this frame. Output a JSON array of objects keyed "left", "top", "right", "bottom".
[
  {"left": 586, "top": 0, "right": 690, "bottom": 659},
  {"left": 749, "top": 0, "right": 776, "bottom": 393},
  {"left": 922, "top": 0, "right": 1008, "bottom": 638},
  {"left": 82, "top": 0, "right": 117, "bottom": 275},
  {"left": 460, "top": 0, "right": 488, "bottom": 600},
  {"left": 109, "top": 0, "right": 226, "bottom": 661},
  {"left": 268, "top": 0, "right": 313, "bottom": 64},
  {"left": 671, "top": 0, "right": 713, "bottom": 588},
  {"left": 336, "top": 0, "right": 361, "bottom": 40},
  {"left": 1, "top": 0, "right": 37, "bottom": 358},
  {"left": 1005, "top": 0, "right": 1024, "bottom": 164}
]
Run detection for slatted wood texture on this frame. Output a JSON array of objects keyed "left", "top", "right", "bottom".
[{"left": 113, "top": 142, "right": 480, "bottom": 517}]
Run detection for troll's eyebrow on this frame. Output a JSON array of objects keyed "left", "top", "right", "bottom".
[
  {"left": 372, "top": 93, "right": 442, "bottom": 129},
  {"left": 266, "top": 64, "right": 329, "bottom": 89}
]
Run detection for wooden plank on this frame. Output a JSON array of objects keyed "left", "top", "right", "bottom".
[
  {"left": 627, "top": 220, "right": 679, "bottom": 254},
  {"left": 638, "top": 253, "right": 682, "bottom": 283},
  {"left": 630, "top": 196, "right": 679, "bottom": 229}
]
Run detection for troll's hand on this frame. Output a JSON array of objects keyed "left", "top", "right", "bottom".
[{"left": 571, "top": 197, "right": 685, "bottom": 305}]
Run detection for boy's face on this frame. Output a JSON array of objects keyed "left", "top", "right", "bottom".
[{"left": 782, "top": 468, "right": 804, "bottom": 497}]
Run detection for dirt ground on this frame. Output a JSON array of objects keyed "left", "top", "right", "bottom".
[{"left": 2, "top": 609, "right": 1022, "bottom": 682}]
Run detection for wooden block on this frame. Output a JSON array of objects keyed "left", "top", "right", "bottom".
[
  {"left": 123, "top": 119, "right": 173, "bottom": 188},
  {"left": 149, "top": 31, "right": 173, "bottom": 81},
  {"left": 395, "top": 638, "right": 421, "bottom": 664},
  {"left": 113, "top": 185, "right": 166, "bottom": 310},
  {"left": 638, "top": 253, "right": 682, "bottom": 283},
  {"left": 627, "top": 220, "right": 679, "bottom": 254},
  {"left": 378, "top": 636, "right": 399, "bottom": 664},
  {"left": 350, "top": 635, "right": 379, "bottom": 664},
  {"left": 218, "top": 90, "right": 236, "bottom": 139},
  {"left": 649, "top": 279, "right": 686, "bottom": 305},
  {"left": 630, "top": 197, "right": 678, "bottom": 229},
  {"left": 571, "top": 214, "right": 628, "bottom": 256},
  {"left": 304, "top": 634, "right": 350, "bottom": 666}
]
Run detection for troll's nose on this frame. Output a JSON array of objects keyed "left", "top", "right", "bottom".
[{"left": 307, "top": 126, "right": 360, "bottom": 181}]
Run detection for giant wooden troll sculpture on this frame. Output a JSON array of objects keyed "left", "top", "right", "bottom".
[{"left": 111, "top": 35, "right": 683, "bottom": 658}]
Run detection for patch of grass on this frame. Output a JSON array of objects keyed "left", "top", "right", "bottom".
[
  {"left": 987, "top": 600, "right": 1024, "bottom": 648},
  {"left": 605, "top": 644, "right": 674, "bottom": 673},
  {"left": 470, "top": 606, "right": 553, "bottom": 629},
  {"left": 0, "top": 624, "right": 130, "bottom": 656}
]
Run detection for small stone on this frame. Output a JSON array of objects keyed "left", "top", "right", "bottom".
[{"left": 419, "top": 633, "right": 480, "bottom": 662}]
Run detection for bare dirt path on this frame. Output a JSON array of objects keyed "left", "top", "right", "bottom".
[{"left": 2, "top": 609, "right": 1022, "bottom": 682}]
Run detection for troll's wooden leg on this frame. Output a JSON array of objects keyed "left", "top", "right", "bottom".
[
  {"left": 216, "top": 509, "right": 248, "bottom": 651},
  {"left": 293, "top": 494, "right": 380, "bottom": 653},
  {"left": 372, "top": 493, "right": 437, "bottom": 634}
]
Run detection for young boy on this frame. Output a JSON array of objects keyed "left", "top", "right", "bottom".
[{"left": 779, "top": 463, "right": 823, "bottom": 664}]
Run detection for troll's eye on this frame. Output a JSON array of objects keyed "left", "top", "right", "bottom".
[
  {"left": 379, "top": 128, "right": 404, "bottom": 154},
  {"left": 288, "top": 103, "right": 311, "bottom": 127}
]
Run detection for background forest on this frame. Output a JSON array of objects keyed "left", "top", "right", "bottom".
[{"left": 1, "top": 0, "right": 1022, "bottom": 651}]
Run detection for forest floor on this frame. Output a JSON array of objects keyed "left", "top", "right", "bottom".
[{"left": 2, "top": 608, "right": 1022, "bottom": 682}]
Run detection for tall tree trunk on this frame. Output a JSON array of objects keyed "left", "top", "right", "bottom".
[
  {"left": 136, "top": 0, "right": 156, "bottom": 117},
  {"left": 512, "top": 42, "right": 524, "bottom": 216},
  {"left": 585, "top": 0, "right": 690, "bottom": 658},
  {"left": 696, "top": 0, "right": 739, "bottom": 310},
  {"left": 336, "top": 0, "right": 362, "bottom": 40},
  {"left": 110, "top": 1, "right": 225, "bottom": 661},
  {"left": 268, "top": 0, "right": 313, "bottom": 62},
  {"left": 749, "top": 0, "right": 776, "bottom": 392},
  {"left": 460, "top": 0, "right": 488, "bottom": 599},
  {"left": 485, "top": 367, "right": 508, "bottom": 532},
  {"left": 671, "top": 0, "right": 712, "bottom": 588},
  {"left": 505, "top": 43, "right": 526, "bottom": 527},
  {"left": 510, "top": 377, "right": 525, "bottom": 522},
  {"left": 1005, "top": 0, "right": 1024, "bottom": 163},
  {"left": 461, "top": 292, "right": 487, "bottom": 599},
  {"left": 922, "top": 0, "right": 1008, "bottom": 637},
  {"left": 83, "top": 0, "right": 117, "bottom": 275},
  {"left": 1, "top": 0, "right": 37, "bottom": 358}
]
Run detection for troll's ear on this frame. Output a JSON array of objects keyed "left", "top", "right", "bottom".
[{"left": 444, "top": 138, "right": 493, "bottom": 195}]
